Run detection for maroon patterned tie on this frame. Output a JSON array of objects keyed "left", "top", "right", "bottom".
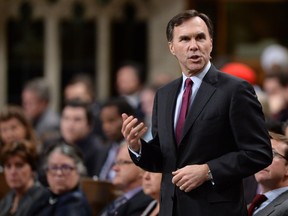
[
  {"left": 248, "top": 194, "right": 267, "bottom": 216},
  {"left": 176, "top": 78, "right": 193, "bottom": 144}
]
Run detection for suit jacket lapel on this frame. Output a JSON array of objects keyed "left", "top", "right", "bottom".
[
  {"left": 180, "top": 66, "right": 218, "bottom": 144},
  {"left": 255, "top": 190, "right": 288, "bottom": 216},
  {"left": 165, "top": 78, "right": 182, "bottom": 143}
]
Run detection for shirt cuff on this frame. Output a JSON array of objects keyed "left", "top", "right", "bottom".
[{"left": 128, "top": 145, "right": 142, "bottom": 160}]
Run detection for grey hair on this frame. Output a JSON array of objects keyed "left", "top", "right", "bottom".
[
  {"left": 43, "top": 142, "right": 87, "bottom": 176},
  {"left": 24, "top": 78, "right": 50, "bottom": 102}
]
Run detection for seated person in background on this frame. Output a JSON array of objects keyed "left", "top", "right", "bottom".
[
  {"left": 0, "top": 105, "right": 40, "bottom": 153},
  {"left": 98, "top": 97, "right": 135, "bottom": 181},
  {"left": 115, "top": 61, "right": 145, "bottom": 120},
  {"left": 99, "top": 141, "right": 152, "bottom": 216},
  {"left": 248, "top": 132, "right": 288, "bottom": 216},
  {"left": 63, "top": 73, "right": 105, "bottom": 140},
  {"left": 0, "top": 140, "right": 47, "bottom": 216},
  {"left": 28, "top": 142, "right": 92, "bottom": 216},
  {"left": 60, "top": 99, "right": 107, "bottom": 177},
  {"left": 141, "top": 171, "right": 162, "bottom": 216},
  {"left": 21, "top": 78, "right": 61, "bottom": 146}
]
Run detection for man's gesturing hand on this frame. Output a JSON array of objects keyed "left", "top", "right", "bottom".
[{"left": 121, "top": 113, "right": 148, "bottom": 152}]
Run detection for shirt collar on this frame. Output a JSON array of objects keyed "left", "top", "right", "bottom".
[
  {"left": 264, "top": 186, "right": 288, "bottom": 202},
  {"left": 123, "top": 186, "right": 142, "bottom": 200},
  {"left": 181, "top": 61, "right": 211, "bottom": 90}
]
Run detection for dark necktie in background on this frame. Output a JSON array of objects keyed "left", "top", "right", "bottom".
[
  {"left": 248, "top": 194, "right": 267, "bottom": 216},
  {"left": 176, "top": 78, "right": 193, "bottom": 144},
  {"left": 100, "top": 195, "right": 128, "bottom": 216}
]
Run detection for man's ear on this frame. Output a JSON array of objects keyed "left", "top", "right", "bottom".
[{"left": 168, "top": 42, "right": 175, "bottom": 56}]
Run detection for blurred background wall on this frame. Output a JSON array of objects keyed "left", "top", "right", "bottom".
[{"left": 0, "top": 0, "right": 287, "bottom": 111}]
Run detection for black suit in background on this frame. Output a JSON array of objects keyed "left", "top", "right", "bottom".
[
  {"left": 130, "top": 64, "right": 272, "bottom": 216},
  {"left": 99, "top": 190, "right": 152, "bottom": 216}
]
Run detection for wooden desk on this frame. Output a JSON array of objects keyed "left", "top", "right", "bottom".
[{"left": 80, "top": 178, "right": 119, "bottom": 216}]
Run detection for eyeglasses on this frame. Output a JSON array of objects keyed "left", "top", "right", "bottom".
[
  {"left": 113, "top": 160, "right": 134, "bottom": 166},
  {"left": 272, "top": 149, "right": 288, "bottom": 161},
  {"left": 46, "top": 164, "right": 76, "bottom": 175}
]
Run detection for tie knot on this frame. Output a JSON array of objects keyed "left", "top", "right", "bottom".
[
  {"left": 252, "top": 194, "right": 267, "bottom": 205},
  {"left": 185, "top": 78, "right": 193, "bottom": 88},
  {"left": 248, "top": 194, "right": 267, "bottom": 216}
]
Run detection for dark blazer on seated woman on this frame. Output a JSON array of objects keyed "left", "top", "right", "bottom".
[
  {"left": 27, "top": 186, "right": 92, "bottom": 216},
  {"left": 0, "top": 181, "right": 47, "bottom": 216}
]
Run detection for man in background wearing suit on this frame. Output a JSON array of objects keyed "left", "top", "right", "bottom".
[
  {"left": 100, "top": 141, "right": 152, "bottom": 216},
  {"left": 250, "top": 132, "right": 288, "bottom": 216},
  {"left": 121, "top": 10, "right": 272, "bottom": 216}
]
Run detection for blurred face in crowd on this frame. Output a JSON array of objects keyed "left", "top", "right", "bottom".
[
  {"left": 0, "top": 118, "right": 27, "bottom": 144},
  {"left": 255, "top": 138, "right": 288, "bottom": 193},
  {"left": 142, "top": 171, "right": 162, "bottom": 200},
  {"left": 112, "top": 144, "right": 143, "bottom": 192},
  {"left": 60, "top": 106, "right": 91, "bottom": 144},
  {"left": 46, "top": 151, "right": 80, "bottom": 194},
  {"left": 263, "top": 77, "right": 287, "bottom": 115},
  {"left": 3, "top": 155, "right": 34, "bottom": 193},
  {"left": 22, "top": 90, "right": 46, "bottom": 120},
  {"left": 140, "top": 88, "right": 155, "bottom": 117},
  {"left": 64, "top": 83, "right": 93, "bottom": 103},
  {"left": 100, "top": 106, "right": 123, "bottom": 142},
  {"left": 168, "top": 16, "right": 212, "bottom": 77},
  {"left": 116, "top": 66, "right": 141, "bottom": 95}
]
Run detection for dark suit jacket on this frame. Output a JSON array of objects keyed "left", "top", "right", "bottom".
[
  {"left": 0, "top": 182, "right": 47, "bottom": 216},
  {"left": 28, "top": 187, "right": 92, "bottom": 216},
  {"left": 129, "top": 64, "right": 272, "bottom": 216},
  {"left": 100, "top": 190, "right": 152, "bottom": 216},
  {"left": 254, "top": 190, "right": 288, "bottom": 216}
]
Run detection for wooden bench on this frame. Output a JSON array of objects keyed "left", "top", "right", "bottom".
[{"left": 80, "top": 177, "right": 119, "bottom": 216}]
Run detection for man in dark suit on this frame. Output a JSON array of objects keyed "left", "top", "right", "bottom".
[
  {"left": 99, "top": 141, "right": 152, "bottom": 216},
  {"left": 121, "top": 10, "right": 272, "bottom": 216},
  {"left": 250, "top": 132, "right": 288, "bottom": 216}
]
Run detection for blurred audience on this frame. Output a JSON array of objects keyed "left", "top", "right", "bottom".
[
  {"left": 221, "top": 62, "right": 257, "bottom": 85},
  {"left": 261, "top": 44, "right": 288, "bottom": 75},
  {"left": 99, "top": 142, "right": 152, "bottom": 216},
  {"left": 220, "top": 62, "right": 270, "bottom": 118},
  {"left": 0, "top": 105, "right": 40, "bottom": 154},
  {"left": 151, "top": 72, "right": 175, "bottom": 89},
  {"left": 60, "top": 99, "right": 107, "bottom": 177},
  {"left": 21, "top": 78, "right": 60, "bottom": 146},
  {"left": 248, "top": 132, "right": 288, "bottom": 216},
  {"left": 141, "top": 171, "right": 162, "bottom": 216},
  {"left": 0, "top": 140, "right": 47, "bottom": 216},
  {"left": 262, "top": 72, "right": 288, "bottom": 122},
  {"left": 64, "top": 73, "right": 104, "bottom": 140},
  {"left": 139, "top": 85, "right": 157, "bottom": 141},
  {"left": 28, "top": 142, "right": 92, "bottom": 216},
  {"left": 98, "top": 97, "right": 135, "bottom": 181},
  {"left": 115, "top": 61, "right": 145, "bottom": 120}
]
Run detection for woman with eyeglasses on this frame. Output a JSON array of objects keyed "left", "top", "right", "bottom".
[
  {"left": 0, "top": 140, "right": 47, "bottom": 216},
  {"left": 28, "top": 142, "right": 92, "bottom": 216}
]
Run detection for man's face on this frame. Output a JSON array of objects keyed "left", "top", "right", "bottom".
[
  {"left": 116, "top": 66, "right": 141, "bottom": 95},
  {"left": 22, "top": 90, "right": 46, "bottom": 120},
  {"left": 168, "top": 17, "right": 213, "bottom": 77},
  {"left": 112, "top": 145, "right": 143, "bottom": 192},
  {"left": 100, "top": 106, "right": 123, "bottom": 141},
  {"left": 0, "top": 118, "right": 27, "bottom": 144},
  {"left": 255, "top": 139, "right": 288, "bottom": 191},
  {"left": 64, "top": 83, "right": 93, "bottom": 103},
  {"left": 60, "top": 106, "right": 90, "bottom": 144}
]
